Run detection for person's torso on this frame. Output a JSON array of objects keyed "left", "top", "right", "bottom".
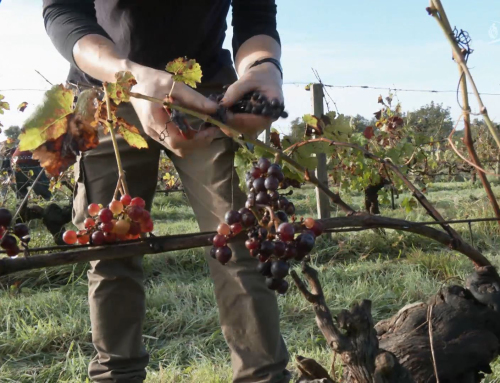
[{"left": 71, "top": 0, "right": 233, "bottom": 86}]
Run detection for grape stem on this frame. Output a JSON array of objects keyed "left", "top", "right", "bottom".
[
  {"left": 128, "top": 91, "right": 356, "bottom": 216},
  {"left": 103, "top": 85, "right": 130, "bottom": 197},
  {"left": 256, "top": 204, "right": 278, "bottom": 231}
]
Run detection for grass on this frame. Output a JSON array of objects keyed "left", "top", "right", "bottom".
[{"left": 0, "top": 179, "right": 500, "bottom": 382}]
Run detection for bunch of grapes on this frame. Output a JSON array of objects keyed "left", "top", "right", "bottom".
[
  {"left": 62, "top": 195, "right": 153, "bottom": 246},
  {"left": 209, "top": 91, "right": 288, "bottom": 119},
  {"left": 210, "top": 157, "right": 324, "bottom": 294},
  {"left": 0, "top": 208, "right": 30, "bottom": 258}
]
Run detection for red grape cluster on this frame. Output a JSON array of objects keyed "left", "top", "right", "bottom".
[
  {"left": 209, "top": 91, "right": 288, "bottom": 119},
  {"left": 211, "top": 157, "right": 324, "bottom": 294},
  {"left": 62, "top": 195, "right": 153, "bottom": 246},
  {"left": 0, "top": 208, "right": 30, "bottom": 258}
]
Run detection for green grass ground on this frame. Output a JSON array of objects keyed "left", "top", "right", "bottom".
[{"left": 1, "top": 180, "right": 500, "bottom": 382}]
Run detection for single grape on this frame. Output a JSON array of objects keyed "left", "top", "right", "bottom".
[
  {"left": 104, "top": 232, "right": 117, "bottom": 243},
  {"left": 218, "top": 223, "right": 231, "bottom": 236},
  {"left": 210, "top": 247, "right": 217, "bottom": 259},
  {"left": 257, "top": 94, "right": 268, "bottom": 103},
  {"left": 257, "top": 261, "right": 272, "bottom": 277},
  {"left": 101, "top": 221, "right": 114, "bottom": 233},
  {"left": 245, "top": 238, "right": 260, "bottom": 250},
  {"left": 140, "top": 210, "right": 151, "bottom": 222},
  {"left": 285, "top": 202, "right": 296, "bottom": 216},
  {"left": 284, "top": 244, "right": 298, "bottom": 260},
  {"left": 296, "top": 233, "right": 315, "bottom": 254},
  {"left": 278, "top": 197, "right": 289, "bottom": 210},
  {"left": 128, "top": 221, "right": 142, "bottom": 236},
  {"left": 250, "top": 166, "right": 262, "bottom": 179},
  {"left": 127, "top": 206, "right": 144, "bottom": 222},
  {"left": 277, "top": 223, "right": 295, "bottom": 242},
  {"left": 269, "top": 191, "right": 280, "bottom": 201},
  {"left": 260, "top": 240, "right": 275, "bottom": 256},
  {"left": 91, "top": 231, "right": 105, "bottom": 245},
  {"left": 13, "top": 223, "right": 29, "bottom": 238},
  {"left": 216, "top": 246, "right": 232, "bottom": 264},
  {"left": 99, "top": 208, "right": 114, "bottom": 224},
  {"left": 274, "top": 240, "right": 286, "bottom": 257},
  {"left": 141, "top": 219, "right": 154, "bottom": 233},
  {"left": 0, "top": 226, "right": 5, "bottom": 238},
  {"left": 262, "top": 106, "right": 273, "bottom": 117},
  {"left": 276, "top": 279, "right": 289, "bottom": 294},
  {"left": 115, "top": 220, "right": 131, "bottom": 235},
  {"left": 258, "top": 157, "right": 272, "bottom": 174},
  {"left": 6, "top": 245, "right": 20, "bottom": 257},
  {"left": 264, "top": 176, "right": 279, "bottom": 191},
  {"left": 88, "top": 203, "right": 101, "bottom": 217},
  {"left": 265, "top": 277, "right": 281, "bottom": 290},
  {"left": 275, "top": 211, "right": 288, "bottom": 223},
  {"left": 256, "top": 191, "right": 271, "bottom": 205},
  {"left": 244, "top": 102, "right": 253, "bottom": 113},
  {"left": 225, "top": 210, "right": 242, "bottom": 225},
  {"left": 109, "top": 200, "right": 124, "bottom": 215},
  {"left": 241, "top": 212, "right": 256, "bottom": 227},
  {"left": 268, "top": 164, "right": 284, "bottom": 182},
  {"left": 130, "top": 197, "right": 146, "bottom": 209},
  {"left": 239, "top": 207, "right": 252, "bottom": 216},
  {"left": 231, "top": 223, "right": 243, "bottom": 235},
  {"left": 271, "top": 260, "right": 289, "bottom": 279},
  {"left": 251, "top": 92, "right": 260, "bottom": 101},
  {"left": 120, "top": 194, "right": 132, "bottom": 206},
  {"left": 311, "top": 221, "right": 324, "bottom": 237},
  {"left": 0, "top": 208, "right": 12, "bottom": 227},
  {"left": 77, "top": 231, "right": 90, "bottom": 245},
  {"left": 62, "top": 231, "right": 77, "bottom": 245},
  {"left": 213, "top": 234, "right": 227, "bottom": 247},
  {"left": 304, "top": 218, "right": 316, "bottom": 229},
  {"left": 258, "top": 227, "right": 268, "bottom": 240},
  {"left": 252, "top": 177, "right": 266, "bottom": 193},
  {"left": 84, "top": 218, "right": 95, "bottom": 229}
]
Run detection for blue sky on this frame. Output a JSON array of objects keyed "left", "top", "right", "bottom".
[{"left": 0, "top": 0, "right": 499, "bottom": 136}]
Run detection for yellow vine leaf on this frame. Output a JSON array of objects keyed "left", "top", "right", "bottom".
[
  {"left": 105, "top": 71, "right": 137, "bottom": 105},
  {"left": 166, "top": 57, "right": 202, "bottom": 88}
]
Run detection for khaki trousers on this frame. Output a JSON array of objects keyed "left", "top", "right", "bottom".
[{"left": 72, "top": 66, "right": 290, "bottom": 382}]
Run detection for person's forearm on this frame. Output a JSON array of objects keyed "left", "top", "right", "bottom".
[
  {"left": 234, "top": 35, "right": 281, "bottom": 78},
  {"left": 73, "top": 34, "right": 138, "bottom": 83}
]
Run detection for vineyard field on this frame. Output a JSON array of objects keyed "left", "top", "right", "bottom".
[{"left": 0, "top": 180, "right": 499, "bottom": 382}]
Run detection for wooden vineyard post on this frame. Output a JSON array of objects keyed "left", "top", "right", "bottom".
[
  {"left": 264, "top": 127, "right": 271, "bottom": 145},
  {"left": 311, "top": 84, "right": 331, "bottom": 221}
]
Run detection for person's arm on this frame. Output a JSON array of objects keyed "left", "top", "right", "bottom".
[
  {"left": 42, "top": 1, "right": 219, "bottom": 158},
  {"left": 220, "top": 0, "right": 283, "bottom": 137}
]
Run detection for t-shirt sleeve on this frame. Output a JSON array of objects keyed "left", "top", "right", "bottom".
[
  {"left": 231, "top": 0, "right": 281, "bottom": 58},
  {"left": 42, "top": 0, "right": 112, "bottom": 68}
]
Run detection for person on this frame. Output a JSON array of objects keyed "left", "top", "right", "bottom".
[{"left": 41, "top": 1, "right": 290, "bottom": 383}]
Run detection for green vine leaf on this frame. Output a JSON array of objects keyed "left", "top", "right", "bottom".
[
  {"left": 105, "top": 71, "right": 137, "bottom": 105},
  {"left": 166, "top": 57, "right": 202, "bottom": 88},
  {"left": 0, "top": 94, "right": 9, "bottom": 115},
  {"left": 18, "top": 84, "right": 74, "bottom": 151}
]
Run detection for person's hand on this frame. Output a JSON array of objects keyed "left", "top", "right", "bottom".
[
  {"left": 219, "top": 62, "right": 283, "bottom": 139},
  {"left": 128, "top": 64, "right": 220, "bottom": 157}
]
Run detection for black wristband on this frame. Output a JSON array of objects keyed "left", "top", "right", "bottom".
[{"left": 248, "top": 58, "right": 283, "bottom": 79}]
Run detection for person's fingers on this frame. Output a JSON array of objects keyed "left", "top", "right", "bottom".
[
  {"left": 171, "top": 83, "right": 219, "bottom": 114},
  {"left": 220, "top": 79, "right": 256, "bottom": 108}
]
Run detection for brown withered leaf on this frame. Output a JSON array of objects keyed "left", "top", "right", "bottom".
[
  {"left": 363, "top": 126, "right": 375, "bottom": 139},
  {"left": 270, "top": 130, "right": 281, "bottom": 149},
  {"left": 374, "top": 110, "right": 382, "bottom": 120}
]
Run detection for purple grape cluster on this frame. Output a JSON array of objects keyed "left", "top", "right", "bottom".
[
  {"left": 210, "top": 157, "right": 324, "bottom": 295},
  {"left": 0, "top": 208, "right": 30, "bottom": 257},
  {"left": 209, "top": 91, "right": 288, "bottom": 119}
]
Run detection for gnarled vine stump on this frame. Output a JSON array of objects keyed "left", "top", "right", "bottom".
[{"left": 293, "top": 264, "right": 500, "bottom": 383}]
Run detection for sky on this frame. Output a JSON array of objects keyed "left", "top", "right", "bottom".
[{"left": 0, "top": 0, "right": 499, "bottom": 138}]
